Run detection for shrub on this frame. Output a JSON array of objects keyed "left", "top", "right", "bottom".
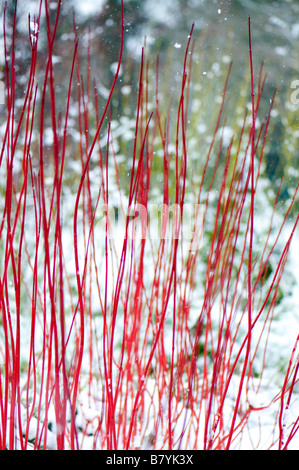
[{"left": 0, "top": 0, "right": 298, "bottom": 450}]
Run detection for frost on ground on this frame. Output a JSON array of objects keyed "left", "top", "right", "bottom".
[
  {"left": 1, "top": 151, "right": 298, "bottom": 449},
  {"left": 0, "top": 0, "right": 298, "bottom": 450}
]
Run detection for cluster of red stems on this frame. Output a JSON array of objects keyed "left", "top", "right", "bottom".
[{"left": 0, "top": 0, "right": 298, "bottom": 450}]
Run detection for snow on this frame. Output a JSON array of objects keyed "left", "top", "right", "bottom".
[
  {"left": 72, "top": 0, "right": 107, "bottom": 18},
  {"left": 0, "top": 0, "right": 299, "bottom": 451},
  {"left": 144, "top": 0, "right": 179, "bottom": 28}
]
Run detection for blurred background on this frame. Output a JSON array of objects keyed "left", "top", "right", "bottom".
[{"left": 1, "top": 0, "right": 299, "bottom": 210}]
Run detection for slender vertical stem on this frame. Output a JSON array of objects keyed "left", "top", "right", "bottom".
[{"left": 225, "top": 17, "right": 256, "bottom": 449}]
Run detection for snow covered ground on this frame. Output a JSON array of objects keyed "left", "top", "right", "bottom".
[{"left": 0, "top": 0, "right": 298, "bottom": 451}]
